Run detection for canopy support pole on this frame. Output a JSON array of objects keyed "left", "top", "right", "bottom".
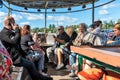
[
  {"left": 8, "top": 2, "right": 11, "bottom": 16},
  {"left": 44, "top": 1, "right": 48, "bottom": 33},
  {"left": 92, "top": 0, "right": 95, "bottom": 23},
  {"left": 44, "top": 8, "right": 47, "bottom": 33}
]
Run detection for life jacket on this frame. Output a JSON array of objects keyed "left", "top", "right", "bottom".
[
  {"left": 77, "top": 68, "right": 104, "bottom": 80},
  {"left": 102, "top": 70, "right": 120, "bottom": 80}
]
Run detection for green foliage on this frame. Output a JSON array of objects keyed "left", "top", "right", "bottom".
[
  {"left": 102, "top": 20, "right": 115, "bottom": 30},
  {"left": 117, "top": 19, "right": 120, "bottom": 23},
  {"left": 31, "top": 19, "right": 120, "bottom": 33}
]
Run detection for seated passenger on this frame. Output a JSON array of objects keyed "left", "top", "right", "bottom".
[
  {"left": 0, "top": 16, "right": 52, "bottom": 80},
  {"left": 46, "top": 26, "right": 70, "bottom": 66},
  {"left": 106, "top": 23, "right": 120, "bottom": 46},
  {"left": 67, "top": 23, "right": 102, "bottom": 77},
  {"left": 67, "top": 23, "right": 88, "bottom": 77},
  {"left": 56, "top": 26, "right": 77, "bottom": 70},
  {"left": 87, "top": 20, "right": 106, "bottom": 45},
  {"left": 20, "top": 25, "right": 47, "bottom": 76}
]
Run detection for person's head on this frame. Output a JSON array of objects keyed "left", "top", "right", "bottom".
[
  {"left": 21, "top": 25, "right": 31, "bottom": 36},
  {"left": 66, "top": 26, "right": 74, "bottom": 37},
  {"left": 94, "top": 20, "right": 102, "bottom": 27},
  {"left": 4, "top": 16, "right": 15, "bottom": 30},
  {"left": 33, "top": 32, "right": 38, "bottom": 40},
  {"left": 89, "top": 23, "right": 97, "bottom": 29},
  {"left": 79, "top": 23, "right": 87, "bottom": 33},
  {"left": 57, "top": 26, "right": 64, "bottom": 34},
  {"left": 113, "top": 23, "right": 120, "bottom": 37}
]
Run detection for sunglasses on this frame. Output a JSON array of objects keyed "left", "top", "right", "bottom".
[{"left": 58, "top": 29, "right": 62, "bottom": 30}]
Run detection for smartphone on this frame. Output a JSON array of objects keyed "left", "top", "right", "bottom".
[{"left": 8, "top": 23, "right": 13, "bottom": 29}]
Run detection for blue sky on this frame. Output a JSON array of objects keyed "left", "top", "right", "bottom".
[{"left": 0, "top": 0, "right": 120, "bottom": 30}]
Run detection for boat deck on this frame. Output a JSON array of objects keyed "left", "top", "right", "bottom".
[{"left": 10, "top": 65, "right": 77, "bottom": 80}]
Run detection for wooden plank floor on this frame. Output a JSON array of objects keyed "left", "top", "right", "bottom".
[
  {"left": 10, "top": 66, "right": 78, "bottom": 80},
  {"left": 47, "top": 64, "right": 77, "bottom": 80}
]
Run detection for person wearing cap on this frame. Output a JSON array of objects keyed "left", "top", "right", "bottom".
[{"left": 88, "top": 20, "right": 107, "bottom": 45}]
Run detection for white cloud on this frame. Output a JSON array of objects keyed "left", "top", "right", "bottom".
[
  {"left": 0, "top": 12, "right": 7, "bottom": 23},
  {"left": 98, "top": 9, "right": 109, "bottom": 15},
  {"left": 58, "top": 21, "right": 64, "bottom": 25},
  {"left": 20, "top": 22, "right": 30, "bottom": 25},
  {"left": 47, "top": 15, "right": 79, "bottom": 26},
  {"left": 20, "top": 13, "right": 78, "bottom": 24},
  {"left": 47, "top": 16, "right": 54, "bottom": 20},
  {"left": 54, "top": 16, "right": 65, "bottom": 21},
  {"left": 48, "top": 15, "right": 78, "bottom": 23},
  {"left": 0, "top": 12, "right": 7, "bottom": 17},
  {"left": 0, "top": 12, "right": 22, "bottom": 23},
  {"left": 12, "top": 14, "right": 23, "bottom": 21},
  {"left": 102, "top": 3, "right": 119, "bottom": 9},
  {"left": 21, "top": 13, "right": 44, "bottom": 20},
  {"left": 98, "top": 3, "right": 120, "bottom": 15},
  {"left": 100, "top": 17, "right": 113, "bottom": 22}
]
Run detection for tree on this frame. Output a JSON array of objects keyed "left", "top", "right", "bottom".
[
  {"left": 102, "top": 21, "right": 108, "bottom": 30},
  {"left": 108, "top": 20, "right": 114, "bottom": 29},
  {"left": 117, "top": 19, "right": 120, "bottom": 23},
  {"left": 48, "top": 24, "right": 56, "bottom": 33}
]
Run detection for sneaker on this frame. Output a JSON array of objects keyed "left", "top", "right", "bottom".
[
  {"left": 69, "top": 73, "right": 77, "bottom": 77},
  {"left": 41, "top": 72, "right": 48, "bottom": 76},
  {"left": 56, "top": 63, "right": 64, "bottom": 70}
]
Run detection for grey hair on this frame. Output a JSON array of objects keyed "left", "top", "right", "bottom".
[{"left": 79, "top": 23, "right": 87, "bottom": 31}]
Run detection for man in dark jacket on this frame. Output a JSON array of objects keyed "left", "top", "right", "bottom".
[{"left": 0, "top": 16, "right": 53, "bottom": 80}]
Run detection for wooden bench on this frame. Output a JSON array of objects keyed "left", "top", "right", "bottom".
[
  {"left": 10, "top": 67, "right": 32, "bottom": 80},
  {"left": 70, "top": 46, "right": 120, "bottom": 77}
]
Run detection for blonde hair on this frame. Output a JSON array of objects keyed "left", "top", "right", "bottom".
[
  {"left": 66, "top": 26, "right": 74, "bottom": 37},
  {"left": 114, "top": 23, "right": 120, "bottom": 30}
]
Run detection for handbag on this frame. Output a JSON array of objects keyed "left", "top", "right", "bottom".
[{"left": 28, "top": 50, "right": 40, "bottom": 61}]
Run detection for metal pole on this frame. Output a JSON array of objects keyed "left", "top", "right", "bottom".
[
  {"left": 44, "top": 1, "right": 48, "bottom": 33},
  {"left": 92, "top": 0, "right": 95, "bottom": 23},
  {"left": 8, "top": 2, "right": 11, "bottom": 16},
  {"left": 44, "top": 8, "right": 47, "bottom": 33}
]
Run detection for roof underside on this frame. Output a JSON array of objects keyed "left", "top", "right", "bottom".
[{"left": 4, "top": 0, "right": 98, "bottom": 9}]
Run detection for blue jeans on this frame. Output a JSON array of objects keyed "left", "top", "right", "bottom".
[
  {"left": 28, "top": 52, "right": 45, "bottom": 71},
  {"left": 14, "top": 57, "right": 45, "bottom": 80},
  {"left": 69, "top": 52, "right": 77, "bottom": 73}
]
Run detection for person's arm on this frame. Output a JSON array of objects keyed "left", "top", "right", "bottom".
[
  {"left": 1, "top": 28, "right": 21, "bottom": 45},
  {"left": 107, "top": 40, "right": 120, "bottom": 46},
  {"left": 27, "top": 35, "right": 35, "bottom": 50},
  {"left": 54, "top": 37, "right": 65, "bottom": 44}
]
